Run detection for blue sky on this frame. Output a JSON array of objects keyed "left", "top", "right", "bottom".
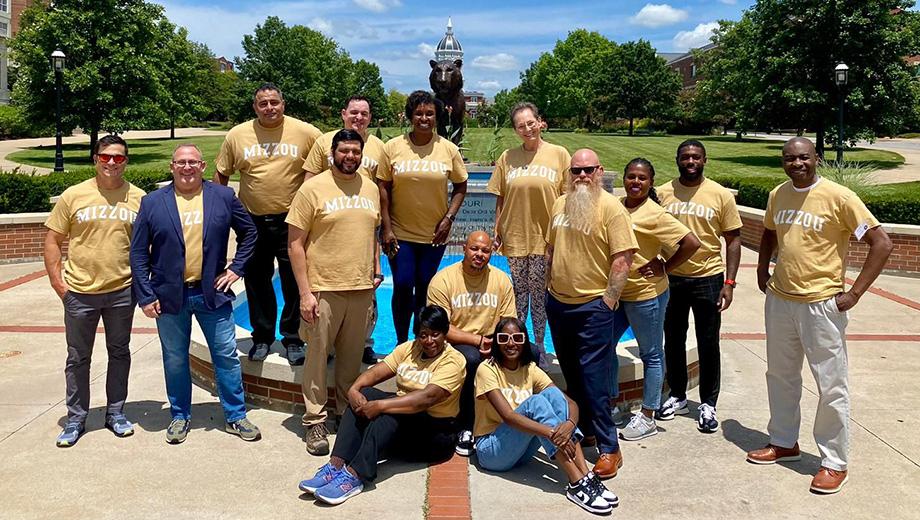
[{"left": 157, "top": 0, "right": 756, "bottom": 97}]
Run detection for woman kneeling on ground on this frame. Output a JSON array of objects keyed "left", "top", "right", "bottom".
[
  {"left": 299, "top": 305, "right": 466, "bottom": 505},
  {"left": 474, "top": 317, "right": 618, "bottom": 515}
]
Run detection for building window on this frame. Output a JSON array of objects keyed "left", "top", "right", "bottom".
[
  {"left": 0, "top": 22, "right": 8, "bottom": 38},
  {"left": 690, "top": 64, "right": 697, "bottom": 78},
  {"left": 0, "top": 1, "right": 7, "bottom": 13}
]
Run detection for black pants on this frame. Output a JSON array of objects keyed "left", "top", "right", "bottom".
[
  {"left": 663, "top": 273, "right": 723, "bottom": 407},
  {"left": 332, "top": 387, "right": 458, "bottom": 482},
  {"left": 244, "top": 213, "right": 303, "bottom": 347},
  {"left": 453, "top": 342, "right": 543, "bottom": 431}
]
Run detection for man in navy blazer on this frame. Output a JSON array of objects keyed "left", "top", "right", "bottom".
[{"left": 130, "top": 143, "right": 260, "bottom": 445}]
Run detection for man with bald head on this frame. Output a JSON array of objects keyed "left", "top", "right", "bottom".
[
  {"left": 747, "top": 137, "right": 891, "bottom": 494},
  {"left": 428, "top": 230, "right": 517, "bottom": 455},
  {"left": 545, "top": 149, "right": 638, "bottom": 479}
]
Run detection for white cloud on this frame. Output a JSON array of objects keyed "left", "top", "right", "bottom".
[
  {"left": 673, "top": 22, "right": 720, "bottom": 50},
  {"left": 471, "top": 53, "right": 518, "bottom": 71},
  {"left": 631, "top": 4, "right": 688, "bottom": 28},
  {"left": 718, "top": 0, "right": 736, "bottom": 4},
  {"left": 353, "top": 0, "right": 402, "bottom": 13},
  {"left": 478, "top": 80, "right": 501, "bottom": 89},
  {"left": 415, "top": 43, "right": 435, "bottom": 58},
  {"left": 307, "top": 17, "right": 333, "bottom": 34}
]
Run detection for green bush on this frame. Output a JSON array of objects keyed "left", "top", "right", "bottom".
[
  {"left": 0, "top": 105, "right": 55, "bottom": 139},
  {"left": 0, "top": 168, "right": 171, "bottom": 213}
]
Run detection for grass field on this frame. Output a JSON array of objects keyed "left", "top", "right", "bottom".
[{"left": 8, "top": 128, "right": 904, "bottom": 186}]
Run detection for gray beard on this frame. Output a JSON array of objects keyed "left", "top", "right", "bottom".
[{"left": 564, "top": 183, "right": 600, "bottom": 232}]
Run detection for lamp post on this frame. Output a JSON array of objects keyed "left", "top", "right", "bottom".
[
  {"left": 51, "top": 49, "right": 66, "bottom": 172},
  {"left": 834, "top": 63, "right": 849, "bottom": 165}
]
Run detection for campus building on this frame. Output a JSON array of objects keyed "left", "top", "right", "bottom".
[
  {"left": 216, "top": 56, "right": 234, "bottom": 73},
  {"left": 660, "top": 42, "right": 718, "bottom": 90},
  {"left": 435, "top": 17, "right": 462, "bottom": 62},
  {"left": 0, "top": 0, "right": 26, "bottom": 104}
]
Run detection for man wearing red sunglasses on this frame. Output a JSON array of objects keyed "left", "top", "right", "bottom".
[{"left": 44, "top": 134, "right": 146, "bottom": 447}]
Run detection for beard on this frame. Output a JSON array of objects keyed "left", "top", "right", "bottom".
[
  {"left": 678, "top": 163, "right": 704, "bottom": 183},
  {"left": 334, "top": 156, "right": 359, "bottom": 175},
  {"left": 564, "top": 181, "right": 601, "bottom": 232}
]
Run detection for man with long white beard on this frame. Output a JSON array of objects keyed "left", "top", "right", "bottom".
[{"left": 545, "top": 148, "right": 638, "bottom": 480}]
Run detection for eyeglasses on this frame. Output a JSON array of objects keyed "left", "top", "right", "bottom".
[
  {"left": 172, "top": 160, "right": 203, "bottom": 168},
  {"left": 570, "top": 165, "right": 600, "bottom": 176},
  {"left": 496, "top": 332, "right": 526, "bottom": 344},
  {"left": 96, "top": 153, "right": 127, "bottom": 164}
]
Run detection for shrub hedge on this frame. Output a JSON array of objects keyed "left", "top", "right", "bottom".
[
  {"left": 712, "top": 175, "right": 920, "bottom": 226},
  {"left": 0, "top": 168, "right": 171, "bottom": 213}
]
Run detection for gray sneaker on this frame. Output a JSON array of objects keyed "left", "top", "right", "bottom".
[
  {"left": 619, "top": 413, "right": 658, "bottom": 441},
  {"left": 248, "top": 342, "right": 270, "bottom": 362},
  {"left": 285, "top": 344, "right": 305, "bottom": 366},
  {"left": 611, "top": 405, "right": 628, "bottom": 427},
  {"left": 166, "top": 418, "right": 190, "bottom": 444},
  {"left": 305, "top": 423, "right": 330, "bottom": 455},
  {"left": 226, "top": 417, "right": 262, "bottom": 441}
]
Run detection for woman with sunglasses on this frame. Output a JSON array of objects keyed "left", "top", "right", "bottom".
[
  {"left": 298, "top": 305, "right": 466, "bottom": 505},
  {"left": 611, "top": 158, "right": 700, "bottom": 441},
  {"left": 377, "top": 91, "right": 468, "bottom": 344},
  {"left": 487, "top": 102, "right": 569, "bottom": 367},
  {"left": 474, "top": 317, "right": 617, "bottom": 515}
]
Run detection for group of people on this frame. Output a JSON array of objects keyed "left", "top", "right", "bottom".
[{"left": 44, "top": 82, "right": 893, "bottom": 512}]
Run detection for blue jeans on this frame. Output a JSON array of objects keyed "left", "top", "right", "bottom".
[
  {"left": 155, "top": 287, "right": 247, "bottom": 422},
  {"left": 610, "top": 290, "right": 669, "bottom": 411},
  {"left": 388, "top": 240, "right": 447, "bottom": 343},
  {"left": 475, "top": 387, "right": 582, "bottom": 471}
]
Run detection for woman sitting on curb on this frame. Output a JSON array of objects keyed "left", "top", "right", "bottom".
[
  {"left": 298, "top": 305, "right": 466, "bottom": 505},
  {"left": 474, "top": 317, "right": 618, "bottom": 515}
]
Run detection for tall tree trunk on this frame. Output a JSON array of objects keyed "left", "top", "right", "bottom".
[
  {"left": 88, "top": 125, "right": 99, "bottom": 161},
  {"left": 628, "top": 117, "right": 634, "bottom": 136},
  {"left": 815, "top": 123, "right": 825, "bottom": 161}
]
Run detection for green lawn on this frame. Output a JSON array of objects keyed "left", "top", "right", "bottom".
[{"left": 8, "top": 129, "right": 904, "bottom": 187}]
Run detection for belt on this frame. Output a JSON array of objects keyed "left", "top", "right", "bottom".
[
  {"left": 250, "top": 212, "right": 288, "bottom": 222},
  {"left": 184, "top": 280, "right": 202, "bottom": 289}
]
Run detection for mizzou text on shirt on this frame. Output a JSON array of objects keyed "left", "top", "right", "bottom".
[
  {"left": 657, "top": 178, "right": 742, "bottom": 277},
  {"left": 302, "top": 130, "right": 385, "bottom": 181},
  {"left": 427, "top": 262, "right": 517, "bottom": 336},
  {"left": 764, "top": 178, "right": 880, "bottom": 303},
  {"left": 44, "top": 178, "right": 145, "bottom": 294},
  {"left": 175, "top": 189, "right": 204, "bottom": 283},
  {"left": 383, "top": 340, "right": 466, "bottom": 418},
  {"left": 620, "top": 197, "right": 692, "bottom": 302},
  {"left": 546, "top": 191, "right": 639, "bottom": 304},
  {"left": 376, "top": 134, "right": 468, "bottom": 244},
  {"left": 473, "top": 359, "right": 553, "bottom": 436},
  {"left": 487, "top": 143, "right": 569, "bottom": 257},
  {"left": 285, "top": 171, "right": 381, "bottom": 292},
  {"left": 215, "top": 115, "right": 322, "bottom": 215}
]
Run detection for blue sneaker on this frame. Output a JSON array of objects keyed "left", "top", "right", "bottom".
[
  {"left": 105, "top": 414, "right": 135, "bottom": 437},
  {"left": 56, "top": 422, "right": 85, "bottom": 447},
  {"left": 314, "top": 468, "right": 364, "bottom": 505},
  {"left": 299, "top": 463, "right": 340, "bottom": 494}
]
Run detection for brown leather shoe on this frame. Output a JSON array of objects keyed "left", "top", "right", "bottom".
[
  {"left": 810, "top": 467, "right": 848, "bottom": 494},
  {"left": 746, "top": 443, "right": 801, "bottom": 464},
  {"left": 593, "top": 450, "right": 623, "bottom": 479}
]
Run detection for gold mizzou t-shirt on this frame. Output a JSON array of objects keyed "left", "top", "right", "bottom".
[
  {"left": 487, "top": 143, "right": 569, "bottom": 257},
  {"left": 302, "top": 130, "right": 385, "bottom": 181},
  {"left": 657, "top": 178, "right": 742, "bottom": 277},
  {"left": 175, "top": 189, "right": 204, "bottom": 283},
  {"left": 376, "top": 134, "right": 468, "bottom": 244},
  {"left": 286, "top": 171, "right": 381, "bottom": 292},
  {"left": 427, "top": 262, "right": 517, "bottom": 336},
  {"left": 765, "top": 178, "right": 880, "bottom": 303},
  {"left": 473, "top": 360, "right": 554, "bottom": 437},
  {"left": 620, "top": 197, "right": 692, "bottom": 302},
  {"left": 44, "top": 178, "right": 145, "bottom": 294},
  {"left": 546, "top": 191, "right": 639, "bottom": 304},
  {"left": 383, "top": 340, "right": 467, "bottom": 418},
  {"left": 215, "top": 115, "right": 322, "bottom": 215}
]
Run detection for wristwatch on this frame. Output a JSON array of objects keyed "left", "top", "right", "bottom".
[
  {"left": 724, "top": 279, "right": 737, "bottom": 288},
  {"left": 445, "top": 213, "right": 456, "bottom": 222}
]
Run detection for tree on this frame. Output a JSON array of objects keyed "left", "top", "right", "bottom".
[
  {"left": 347, "top": 59, "right": 390, "bottom": 126},
  {"left": 697, "top": 0, "right": 920, "bottom": 157},
  {"left": 158, "top": 25, "right": 212, "bottom": 139},
  {"left": 604, "top": 40, "right": 681, "bottom": 136},
  {"left": 489, "top": 88, "right": 522, "bottom": 127},
  {"left": 10, "top": 0, "right": 173, "bottom": 156},
  {"left": 385, "top": 89, "right": 407, "bottom": 126}
]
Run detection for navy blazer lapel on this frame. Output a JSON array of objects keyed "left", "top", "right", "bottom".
[
  {"left": 161, "top": 183, "right": 185, "bottom": 249},
  {"left": 202, "top": 181, "right": 216, "bottom": 245}
]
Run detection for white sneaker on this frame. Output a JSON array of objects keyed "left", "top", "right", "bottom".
[
  {"left": 566, "top": 475, "right": 613, "bottom": 515},
  {"left": 619, "top": 413, "right": 658, "bottom": 441},
  {"left": 697, "top": 403, "right": 719, "bottom": 433},
  {"left": 455, "top": 430, "right": 474, "bottom": 456},
  {"left": 655, "top": 396, "right": 689, "bottom": 421}
]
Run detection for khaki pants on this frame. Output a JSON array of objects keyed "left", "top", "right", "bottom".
[
  {"left": 301, "top": 289, "right": 374, "bottom": 427},
  {"left": 764, "top": 291, "right": 850, "bottom": 471}
]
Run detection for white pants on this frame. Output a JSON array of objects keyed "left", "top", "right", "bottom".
[{"left": 764, "top": 291, "right": 850, "bottom": 471}]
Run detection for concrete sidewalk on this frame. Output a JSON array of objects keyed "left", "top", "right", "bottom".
[{"left": 0, "top": 247, "right": 918, "bottom": 519}]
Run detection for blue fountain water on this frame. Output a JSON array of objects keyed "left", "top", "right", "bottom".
[{"left": 232, "top": 254, "right": 634, "bottom": 356}]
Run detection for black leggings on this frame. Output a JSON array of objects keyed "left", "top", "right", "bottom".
[{"left": 332, "top": 387, "right": 459, "bottom": 482}]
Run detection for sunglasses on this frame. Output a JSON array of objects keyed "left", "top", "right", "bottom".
[
  {"left": 570, "top": 165, "right": 599, "bottom": 176},
  {"left": 172, "top": 160, "right": 203, "bottom": 168},
  {"left": 496, "top": 332, "right": 526, "bottom": 344},
  {"left": 96, "top": 153, "right": 127, "bottom": 164}
]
